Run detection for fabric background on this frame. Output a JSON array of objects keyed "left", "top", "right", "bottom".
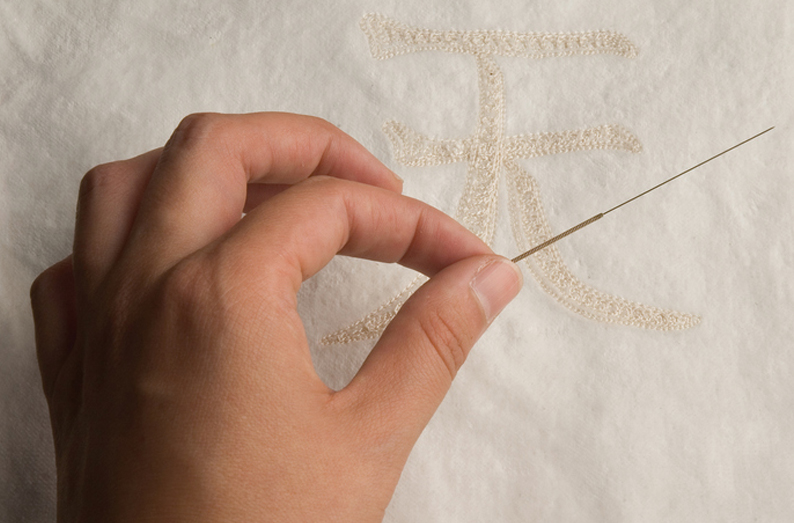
[{"left": 1, "top": 1, "right": 792, "bottom": 521}]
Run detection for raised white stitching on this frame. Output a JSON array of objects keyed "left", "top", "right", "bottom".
[{"left": 321, "top": 15, "right": 699, "bottom": 345}]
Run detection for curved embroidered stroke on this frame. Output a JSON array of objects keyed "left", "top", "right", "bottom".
[{"left": 322, "top": 14, "right": 699, "bottom": 344}]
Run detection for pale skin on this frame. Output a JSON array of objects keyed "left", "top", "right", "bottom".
[{"left": 30, "top": 112, "right": 523, "bottom": 522}]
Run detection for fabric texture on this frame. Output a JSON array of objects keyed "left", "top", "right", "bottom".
[{"left": 1, "top": 1, "right": 792, "bottom": 521}]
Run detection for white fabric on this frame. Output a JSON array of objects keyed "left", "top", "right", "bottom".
[{"left": 1, "top": 1, "right": 792, "bottom": 521}]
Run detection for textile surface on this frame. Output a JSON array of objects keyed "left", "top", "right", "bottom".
[{"left": 1, "top": 1, "right": 792, "bottom": 521}]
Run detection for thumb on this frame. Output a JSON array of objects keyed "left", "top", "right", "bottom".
[{"left": 341, "top": 255, "right": 522, "bottom": 447}]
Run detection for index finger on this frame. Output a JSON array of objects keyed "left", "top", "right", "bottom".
[
  {"left": 126, "top": 112, "right": 403, "bottom": 275},
  {"left": 218, "top": 176, "right": 493, "bottom": 295}
]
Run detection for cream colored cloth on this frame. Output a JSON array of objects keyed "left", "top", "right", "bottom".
[{"left": 1, "top": 1, "right": 792, "bottom": 521}]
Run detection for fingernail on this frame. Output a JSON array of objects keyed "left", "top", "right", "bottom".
[
  {"left": 470, "top": 258, "right": 523, "bottom": 323},
  {"left": 391, "top": 170, "right": 404, "bottom": 184}
]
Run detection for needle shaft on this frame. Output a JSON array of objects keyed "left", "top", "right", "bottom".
[{"left": 509, "top": 126, "right": 774, "bottom": 263}]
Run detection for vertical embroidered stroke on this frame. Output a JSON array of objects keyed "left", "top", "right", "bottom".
[{"left": 322, "top": 14, "right": 699, "bottom": 344}]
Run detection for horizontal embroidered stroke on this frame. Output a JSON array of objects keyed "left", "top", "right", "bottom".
[{"left": 322, "top": 14, "right": 699, "bottom": 344}]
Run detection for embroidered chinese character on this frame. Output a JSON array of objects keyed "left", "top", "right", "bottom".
[{"left": 322, "top": 14, "right": 699, "bottom": 344}]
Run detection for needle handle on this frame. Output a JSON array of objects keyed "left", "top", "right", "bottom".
[{"left": 511, "top": 213, "right": 604, "bottom": 263}]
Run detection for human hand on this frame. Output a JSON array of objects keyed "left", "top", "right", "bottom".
[{"left": 30, "top": 113, "right": 523, "bottom": 522}]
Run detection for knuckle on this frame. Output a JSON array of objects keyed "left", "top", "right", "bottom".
[
  {"left": 166, "top": 112, "right": 227, "bottom": 153},
  {"left": 30, "top": 259, "right": 71, "bottom": 306},
  {"left": 29, "top": 268, "right": 54, "bottom": 305},
  {"left": 300, "top": 173, "right": 343, "bottom": 191},
  {"left": 79, "top": 162, "right": 126, "bottom": 200},
  {"left": 416, "top": 308, "right": 471, "bottom": 381},
  {"left": 310, "top": 115, "right": 338, "bottom": 137},
  {"left": 290, "top": 113, "right": 335, "bottom": 134},
  {"left": 294, "top": 175, "right": 350, "bottom": 211}
]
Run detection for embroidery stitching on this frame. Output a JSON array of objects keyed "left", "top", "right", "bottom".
[{"left": 321, "top": 14, "right": 699, "bottom": 345}]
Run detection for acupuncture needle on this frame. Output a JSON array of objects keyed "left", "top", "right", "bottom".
[{"left": 510, "top": 126, "right": 774, "bottom": 264}]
